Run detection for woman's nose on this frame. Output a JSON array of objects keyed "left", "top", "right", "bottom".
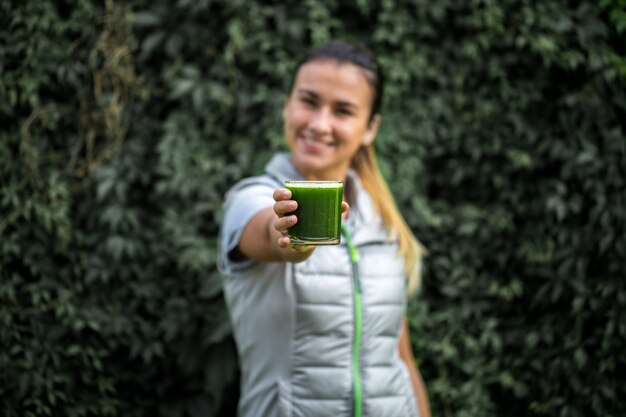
[{"left": 309, "top": 108, "right": 332, "bottom": 134}]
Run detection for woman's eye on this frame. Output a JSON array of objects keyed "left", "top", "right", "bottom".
[
  {"left": 301, "top": 97, "right": 316, "bottom": 106},
  {"left": 337, "top": 108, "right": 353, "bottom": 116}
]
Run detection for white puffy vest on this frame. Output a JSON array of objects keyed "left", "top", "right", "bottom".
[{"left": 277, "top": 224, "right": 420, "bottom": 417}]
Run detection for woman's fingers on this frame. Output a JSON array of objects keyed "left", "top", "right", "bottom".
[
  {"left": 273, "top": 187, "right": 298, "bottom": 248},
  {"left": 275, "top": 200, "right": 297, "bottom": 216},
  {"left": 273, "top": 187, "right": 291, "bottom": 203},
  {"left": 277, "top": 236, "right": 292, "bottom": 248},
  {"left": 273, "top": 188, "right": 297, "bottom": 216},
  {"left": 275, "top": 214, "right": 297, "bottom": 234}
]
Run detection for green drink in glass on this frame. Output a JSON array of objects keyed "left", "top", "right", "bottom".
[{"left": 284, "top": 180, "right": 343, "bottom": 245}]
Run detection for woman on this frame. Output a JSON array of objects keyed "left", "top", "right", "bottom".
[{"left": 219, "top": 39, "right": 430, "bottom": 417}]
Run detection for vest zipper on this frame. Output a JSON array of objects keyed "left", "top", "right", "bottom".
[{"left": 341, "top": 224, "right": 362, "bottom": 417}]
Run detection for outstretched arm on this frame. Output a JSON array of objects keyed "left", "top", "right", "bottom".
[{"left": 232, "top": 187, "right": 348, "bottom": 264}]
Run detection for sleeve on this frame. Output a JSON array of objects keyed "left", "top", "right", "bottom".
[{"left": 218, "top": 181, "right": 276, "bottom": 276}]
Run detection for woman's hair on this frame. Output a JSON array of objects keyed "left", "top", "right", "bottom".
[{"left": 296, "top": 39, "right": 426, "bottom": 294}]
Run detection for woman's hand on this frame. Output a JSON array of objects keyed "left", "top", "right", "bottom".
[{"left": 272, "top": 187, "right": 349, "bottom": 252}]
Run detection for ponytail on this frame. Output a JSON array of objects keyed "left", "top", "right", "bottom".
[{"left": 351, "top": 146, "right": 426, "bottom": 295}]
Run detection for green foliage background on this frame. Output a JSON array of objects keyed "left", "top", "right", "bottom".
[{"left": 1, "top": 0, "right": 625, "bottom": 416}]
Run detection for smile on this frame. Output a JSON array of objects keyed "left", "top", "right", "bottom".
[{"left": 301, "top": 135, "right": 334, "bottom": 151}]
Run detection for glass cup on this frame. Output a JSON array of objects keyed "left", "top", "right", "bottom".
[{"left": 284, "top": 180, "right": 344, "bottom": 245}]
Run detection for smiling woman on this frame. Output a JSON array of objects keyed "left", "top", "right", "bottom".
[{"left": 218, "top": 39, "right": 430, "bottom": 417}]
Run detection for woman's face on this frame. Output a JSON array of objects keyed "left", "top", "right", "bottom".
[{"left": 283, "top": 59, "right": 379, "bottom": 181}]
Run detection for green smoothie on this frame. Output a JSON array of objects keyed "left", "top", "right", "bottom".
[{"left": 284, "top": 180, "right": 343, "bottom": 245}]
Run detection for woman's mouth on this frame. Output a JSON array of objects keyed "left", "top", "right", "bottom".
[{"left": 300, "top": 135, "right": 334, "bottom": 152}]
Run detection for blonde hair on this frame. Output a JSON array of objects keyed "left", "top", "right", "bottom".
[{"left": 351, "top": 145, "right": 426, "bottom": 295}]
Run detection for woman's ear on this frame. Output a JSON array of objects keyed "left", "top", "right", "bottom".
[{"left": 363, "top": 114, "right": 381, "bottom": 146}]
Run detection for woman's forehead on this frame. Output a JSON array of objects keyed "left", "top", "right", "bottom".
[{"left": 293, "top": 59, "right": 374, "bottom": 106}]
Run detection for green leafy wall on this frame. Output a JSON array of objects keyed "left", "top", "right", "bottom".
[{"left": 1, "top": 1, "right": 624, "bottom": 416}]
